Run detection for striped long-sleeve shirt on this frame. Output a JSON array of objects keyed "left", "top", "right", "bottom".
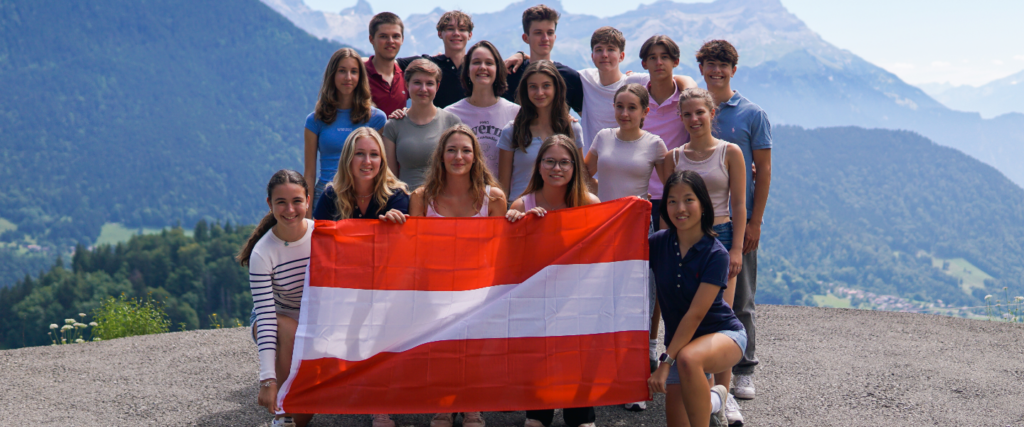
[{"left": 249, "top": 219, "right": 313, "bottom": 381}]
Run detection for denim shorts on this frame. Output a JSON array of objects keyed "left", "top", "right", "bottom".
[
  {"left": 665, "top": 328, "right": 748, "bottom": 385},
  {"left": 713, "top": 222, "right": 733, "bottom": 251}
]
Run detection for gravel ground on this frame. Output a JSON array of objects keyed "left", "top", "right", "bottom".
[{"left": 2, "top": 305, "right": 1023, "bottom": 426}]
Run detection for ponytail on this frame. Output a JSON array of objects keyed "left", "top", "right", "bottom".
[{"left": 236, "top": 169, "right": 308, "bottom": 266}]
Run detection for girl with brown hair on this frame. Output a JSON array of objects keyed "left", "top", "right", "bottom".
[{"left": 305, "top": 48, "right": 387, "bottom": 212}]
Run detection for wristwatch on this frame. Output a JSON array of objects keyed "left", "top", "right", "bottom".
[{"left": 658, "top": 353, "right": 676, "bottom": 366}]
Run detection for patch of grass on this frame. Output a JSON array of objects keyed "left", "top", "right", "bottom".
[
  {"left": 813, "top": 292, "right": 853, "bottom": 309},
  {"left": 92, "top": 295, "right": 170, "bottom": 340},
  {"left": 94, "top": 222, "right": 193, "bottom": 246},
  {"left": 917, "top": 251, "right": 993, "bottom": 294}
]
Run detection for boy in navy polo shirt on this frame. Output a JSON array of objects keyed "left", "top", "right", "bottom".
[
  {"left": 500, "top": 4, "right": 584, "bottom": 114},
  {"left": 697, "top": 39, "right": 772, "bottom": 412},
  {"left": 396, "top": 10, "right": 473, "bottom": 109}
]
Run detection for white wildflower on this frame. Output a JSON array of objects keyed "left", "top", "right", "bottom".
[
  {"left": 78, "top": 313, "right": 86, "bottom": 318},
  {"left": 61, "top": 338, "right": 66, "bottom": 343},
  {"left": 1015, "top": 296, "right": 1023, "bottom": 302},
  {"left": 61, "top": 325, "right": 73, "bottom": 331},
  {"left": 74, "top": 323, "right": 86, "bottom": 328},
  {"left": 74, "top": 338, "right": 84, "bottom": 343},
  {"left": 89, "top": 322, "right": 98, "bottom": 327},
  {"left": 984, "top": 295, "right": 992, "bottom": 301},
  {"left": 65, "top": 319, "right": 75, "bottom": 324},
  {"left": 92, "top": 338, "right": 102, "bottom": 341},
  {"left": 49, "top": 324, "right": 58, "bottom": 330}
]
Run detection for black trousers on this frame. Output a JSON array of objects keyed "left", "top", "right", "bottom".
[{"left": 525, "top": 407, "right": 596, "bottom": 427}]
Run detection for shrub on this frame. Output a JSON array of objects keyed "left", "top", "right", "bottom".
[{"left": 91, "top": 295, "right": 170, "bottom": 340}]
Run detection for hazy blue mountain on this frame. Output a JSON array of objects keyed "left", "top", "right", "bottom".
[
  {"left": 918, "top": 70, "right": 1024, "bottom": 119},
  {"left": 262, "top": 0, "right": 1024, "bottom": 188}
]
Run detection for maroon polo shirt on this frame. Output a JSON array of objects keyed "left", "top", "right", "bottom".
[{"left": 365, "top": 56, "right": 408, "bottom": 116}]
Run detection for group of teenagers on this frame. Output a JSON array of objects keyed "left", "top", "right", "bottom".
[{"left": 234, "top": 4, "right": 773, "bottom": 427}]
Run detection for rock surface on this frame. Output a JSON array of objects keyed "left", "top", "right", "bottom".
[{"left": 2, "top": 305, "right": 1022, "bottom": 426}]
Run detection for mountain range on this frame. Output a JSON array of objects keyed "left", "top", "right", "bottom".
[
  {"left": 919, "top": 69, "right": 1024, "bottom": 119},
  {"left": 1, "top": 0, "right": 1023, "bottom": 310},
  {"left": 261, "top": 0, "right": 1024, "bottom": 189}
]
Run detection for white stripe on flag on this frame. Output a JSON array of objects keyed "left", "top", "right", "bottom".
[{"left": 298, "top": 260, "right": 649, "bottom": 362}]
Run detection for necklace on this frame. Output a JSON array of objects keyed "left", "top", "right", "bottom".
[
  {"left": 683, "top": 142, "right": 718, "bottom": 162},
  {"left": 356, "top": 194, "right": 372, "bottom": 199}
]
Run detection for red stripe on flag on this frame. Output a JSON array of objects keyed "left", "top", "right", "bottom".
[
  {"left": 311, "top": 197, "right": 650, "bottom": 291},
  {"left": 281, "top": 331, "right": 650, "bottom": 414}
]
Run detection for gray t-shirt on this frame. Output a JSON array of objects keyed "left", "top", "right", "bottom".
[
  {"left": 382, "top": 109, "right": 463, "bottom": 191},
  {"left": 590, "top": 128, "right": 667, "bottom": 202},
  {"left": 497, "top": 121, "right": 584, "bottom": 200}
]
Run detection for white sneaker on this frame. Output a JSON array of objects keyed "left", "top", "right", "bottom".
[
  {"left": 523, "top": 419, "right": 545, "bottom": 427},
  {"left": 725, "top": 393, "right": 744, "bottom": 426},
  {"left": 709, "top": 385, "right": 729, "bottom": 427},
  {"left": 372, "top": 413, "right": 396, "bottom": 427},
  {"left": 271, "top": 417, "right": 296, "bottom": 427},
  {"left": 624, "top": 401, "right": 646, "bottom": 411},
  {"left": 462, "top": 411, "right": 486, "bottom": 427},
  {"left": 731, "top": 374, "right": 755, "bottom": 400},
  {"left": 430, "top": 413, "right": 454, "bottom": 427}
]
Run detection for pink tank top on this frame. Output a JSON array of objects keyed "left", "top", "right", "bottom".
[
  {"left": 426, "top": 185, "right": 491, "bottom": 217},
  {"left": 674, "top": 143, "right": 731, "bottom": 217},
  {"left": 522, "top": 193, "right": 537, "bottom": 210}
]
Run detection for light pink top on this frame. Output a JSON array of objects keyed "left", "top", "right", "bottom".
[
  {"left": 673, "top": 142, "right": 731, "bottom": 217},
  {"left": 644, "top": 81, "right": 689, "bottom": 200},
  {"left": 522, "top": 192, "right": 537, "bottom": 210},
  {"left": 426, "top": 185, "right": 492, "bottom": 217}
]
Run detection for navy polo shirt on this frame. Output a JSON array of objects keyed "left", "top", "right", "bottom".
[
  {"left": 312, "top": 186, "right": 410, "bottom": 220},
  {"left": 398, "top": 54, "right": 465, "bottom": 109},
  {"left": 649, "top": 230, "right": 743, "bottom": 347},
  {"left": 502, "top": 59, "right": 584, "bottom": 114}
]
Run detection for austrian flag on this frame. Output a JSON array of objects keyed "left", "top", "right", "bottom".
[{"left": 278, "top": 197, "right": 652, "bottom": 414}]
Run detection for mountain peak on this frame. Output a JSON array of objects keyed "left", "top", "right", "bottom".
[{"left": 341, "top": 0, "right": 372, "bottom": 16}]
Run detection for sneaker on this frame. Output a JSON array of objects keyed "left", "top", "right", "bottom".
[
  {"left": 271, "top": 417, "right": 296, "bottom": 427},
  {"left": 372, "top": 413, "right": 396, "bottom": 427},
  {"left": 523, "top": 419, "right": 545, "bottom": 427},
  {"left": 724, "top": 394, "right": 744, "bottom": 426},
  {"left": 709, "top": 385, "right": 729, "bottom": 427},
  {"left": 624, "top": 401, "right": 646, "bottom": 412},
  {"left": 462, "top": 412, "right": 486, "bottom": 427},
  {"left": 430, "top": 413, "right": 454, "bottom": 427},
  {"left": 731, "top": 374, "right": 755, "bottom": 400}
]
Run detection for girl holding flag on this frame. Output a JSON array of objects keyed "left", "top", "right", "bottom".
[{"left": 505, "top": 134, "right": 600, "bottom": 427}]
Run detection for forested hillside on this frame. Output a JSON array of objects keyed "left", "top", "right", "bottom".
[
  {"left": 0, "top": 222, "right": 250, "bottom": 349},
  {"left": 758, "top": 126, "right": 1024, "bottom": 306},
  {"left": 0, "top": 0, "right": 340, "bottom": 248}
]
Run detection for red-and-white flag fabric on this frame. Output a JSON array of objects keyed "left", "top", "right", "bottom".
[{"left": 277, "top": 197, "right": 651, "bottom": 414}]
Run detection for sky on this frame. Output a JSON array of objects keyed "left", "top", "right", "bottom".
[{"left": 303, "top": 0, "right": 1024, "bottom": 88}]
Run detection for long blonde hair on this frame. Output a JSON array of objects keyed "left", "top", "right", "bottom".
[
  {"left": 315, "top": 48, "right": 373, "bottom": 125},
  {"left": 421, "top": 124, "right": 499, "bottom": 211},
  {"left": 329, "top": 128, "right": 407, "bottom": 219},
  {"left": 520, "top": 135, "right": 594, "bottom": 206}
]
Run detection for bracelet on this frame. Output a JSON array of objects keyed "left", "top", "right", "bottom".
[{"left": 260, "top": 379, "right": 277, "bottom": 387}]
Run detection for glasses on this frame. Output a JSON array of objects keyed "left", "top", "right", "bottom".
[{"left": 540, "top": 158, "right": 574, "bottom": 170}]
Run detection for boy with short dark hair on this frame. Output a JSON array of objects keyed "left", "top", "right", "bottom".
[
  {"left": 365, "top": 12, "right": 407, "bottom": 115},
  {"left": 696, "top": 38, "right": 772, "bottom": 425},
  {"left": 395, "top": 10, "right": 474, "bottom": 108},
  {"left": 501, "top": 4, "right": 584, "bottom": 114}
]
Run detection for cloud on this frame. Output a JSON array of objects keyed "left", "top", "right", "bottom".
[
  {"left": 1015, "top": 55, "right": 1024, "bottom": 61},
  {"left": 890, "top": 62, "right": 916, "bottom": 70},
  {"left": 931, "top": 61, "right": 951, "bottom": 67},
  {"left": 993, "top": 60, "right": 1004, "bottom": 65}
]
